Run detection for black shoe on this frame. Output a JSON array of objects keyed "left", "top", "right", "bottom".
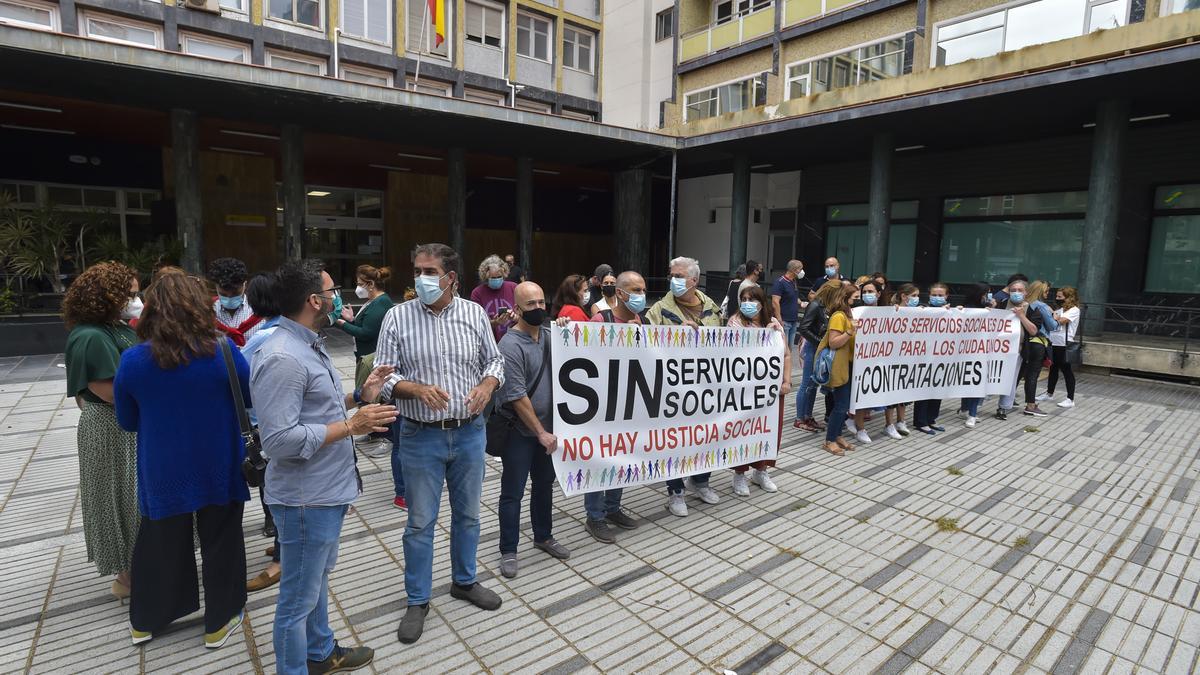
[
  {"left": 605, "top": 510, "right": 638, "bottom": 530},
  {"left": 396, "top": 604, "right": 429, "bottom": 644},
  {"left": 263, "top": 522, "right": 277, "bottom": 538},
  {"left": 994, "top": 409, "right": 1008, "bottom": 421},
  {"left": 450, "top": 582, "right": 502, "bottom": 611},
  {"left": 586, "top": 518, "right": 617, "bottom": 544},
  {"left": 308, "top": 642, "right": 374, "bottom": 674}
]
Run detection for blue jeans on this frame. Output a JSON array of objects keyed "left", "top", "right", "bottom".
[
  {"left": 269, "top": 504, "right": 348, "bottom": 675},
  {"left": 584, "top": 489, "right": 625, "bottom": 521},
  {"left": 825, "top": 384, "right": 851, "bottom": 443},
  {"left": 498, "top": 432, "right": 555, "bottom": 554},
  {"left": 666, "top": 473, "right": 709, "bottom": 495},
  {"left": 795, "top": 341, "right": 818, "bottom": 421},
  {"left": 963, "top": 398, "right": 982, "bottom": 417},
  {"left": 390, "top": 421, "right": 406, "bottom": 499},
  {"left": 782, "top": 321, "right": 798, "bottom": 351},
  {"left": 398, "top": 416, "right": 485, "bottom": 606}
]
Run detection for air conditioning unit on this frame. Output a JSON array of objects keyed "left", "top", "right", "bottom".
[{"left": 184, "top": 0, "right": 221, "bottom": 14}]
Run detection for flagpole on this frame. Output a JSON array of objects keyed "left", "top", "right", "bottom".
[{"left": 413, "top": 0, "right": 430, "bottom": 88}]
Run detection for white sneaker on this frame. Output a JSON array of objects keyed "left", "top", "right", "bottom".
[
  {"left": 965, "top": 416, "right": 977, "bottom": 428},
  {"left": 895, "top": 421, "right": 910, "bottom": 435},
  {"left": 357, "top": 438, "right": 393, "bottom": 458},
  {"left": 686, "top": 478, "right": 720, "bottom": 505},
  {"left": 751, "top": 469, "right": 777, "bottom": 493},
  {"left": 668, "top": 493, "right": 688, "bottom": 517},
  {"left": 1036, "top": 392, "right": 1053, "bottom": 401},
  {"left": 856, "top": 429, "right": 872, "bottom": 444},
  {"left": 845, "top": 419, "right": 857, "bottom": 436},
  {"left": 732, "top": 472, "right": 750, "bottom": 496},
  {"left": 1057, "top": 399, "right": 1075, "bottom": 408},
  {"left": 885, "top": 425, "right": 902, "bottom": 440}
]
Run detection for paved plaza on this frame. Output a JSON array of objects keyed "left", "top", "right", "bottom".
[{"left": 2, "top": 334, "right": 1200, "bottom": 674}]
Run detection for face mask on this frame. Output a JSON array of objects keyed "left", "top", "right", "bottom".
[
  {"left": 1010, "top": 291, "right": 1025, "bottom": 304},
  {"left": 521, "top": 307, "right": 547, "bottom": 326},
  {"left": 852, "top": 299, "right": 863, "bottom": 308},
  {"left": 218, "top": 294, "right": 243, "bottom": 310},
  {"left": 670, "top": 277, "right": 689, "bottom": 297},
  {"left": 415, "top": 273, "right": 448, "bottom": 305},
  {"left": 121, "top": 296, "right": 143, "bottom": 321},
  {"left": 929, "top": 296, "right": 947, "bottom": 307},
  {"left": 624, "top": 292, "right": 646, "bottom": 314},
  {"left": 327, "top": 291, "right": 343, "bottom": 325},
  {"left": 355, "top": 285, "right": 370, "bottom": 299},
  {"left": 739, "top": 301, "right": 760, "bottom": 318},
  {"left": 825, "top": 266, "right": 837, "bottom": 278},
  {"left": 797, "top": 269, "right": 805, "bottom": 280},
  {"left": 487, "top": 277, "right": 504, "bottom": 290},
  {"left": 600, "top": 285, "right": 617, "bottom": 298},
  {"left": 862, "top": 293, "right": 877, "bottom": 306},
  {"left": 906, "top": 296, "right": 920, "bottom": 307}
]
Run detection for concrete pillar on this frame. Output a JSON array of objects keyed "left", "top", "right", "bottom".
[
  {"left": 170, "top": 109, "right": 203, "bottom": 274},
  {"left": 613, "top": 168, "right": 652, "bottom": 274},
  {"left": 729, "top": 153, "right": 750, "bottom": 274},
  {"left": 281, "top": 124, "right": 305, "bottom": 261},
  {"left": 1078, "top": 98, "right": 1129, "bottom": 336},
  {"left": 448, "top": 147, "right": 466, "bottom": 257},
  {"left": 516, "top": 156, "right": 533, "bottom": 279},
  {"left": 867, "top": 132, "right": 893, "bottom": 276}
]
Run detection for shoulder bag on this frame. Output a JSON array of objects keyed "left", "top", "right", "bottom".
[
  {"left": 1064, "top": 308, "right": 1084, "bottom": 366},
  {"left": 219, "top": 339, "right": 266, "bottom": 487},
  {"left": 485, "top": 336, "right": 551, "bottom": 457}
]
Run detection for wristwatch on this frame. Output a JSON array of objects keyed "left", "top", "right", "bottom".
[{"left": 353, "top": 387, "right": 364, "bottom": 405}]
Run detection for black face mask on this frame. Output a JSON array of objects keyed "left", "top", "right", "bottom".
[
  {"left": 600, "top": 285, "right": 617, "bottom": 298},
  {"left": 522, "top": 308, "right": 548, "bottom": 326}
]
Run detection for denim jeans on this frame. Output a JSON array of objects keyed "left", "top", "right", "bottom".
[
  {"left": 825, "top": 383, "right": 851, "bottom": 443},
  {"left": 584, "top": 489, "right": 625, "bottom": 521},
  {"left": 666, "top": 473, "right": 710, "bottom": 495},
  {"left": 963, "top": 398, "right": 982, "bottom": 417},
  {"left": 398, "top": 416, "right": 485, "bottom": 606},
  {"left": 269, "top": 504, "right": 348, "bottom": 675},
  {"left": 389, "top": 421, "right": 406, "bottom": 499},
  {"left": 795, "top": 341, "right": 818, "bottom": 421},
  {"left": 498, "top": 432, "right": 555, "bottom": 554},
  {"left": 782, "top": 321, "right": 798, "bottom": 352}
]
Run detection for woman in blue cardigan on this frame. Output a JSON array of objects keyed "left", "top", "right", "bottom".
[{"left": 114, "top": 269, "right": 250, "bottom": 650}]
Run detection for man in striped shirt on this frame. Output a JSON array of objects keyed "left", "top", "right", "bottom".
[{"left": 374, "top": 243, "right": 506, "bottom": 645}]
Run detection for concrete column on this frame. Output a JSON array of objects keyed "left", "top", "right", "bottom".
[
  {"left": 516, "top": 156, "right": 533, "bottom": 279},
  {"left": 1078, "top": 98, "right": 1129, "bottom": 336},
  {"left": 729, "top": 153, "right": 750, "bottom": 274},
  {"left": 170, "top": 109, "right": 203, "bottom": 274},
  {"left": 614, "top": 168, "right": 652, "bottom": 274},
  {"left": 867, "top": 131, "right": 894, "bottom": 276},
  {"left": 448, "top": 147, "right": 466, "bottom": 257},
  {"left": 281, "top": 124, "right": 305, "bottom": 261}
]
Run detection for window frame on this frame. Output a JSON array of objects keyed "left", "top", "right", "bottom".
[
  {"left": 410, "top": 79, "right": 453, "bottom": 96},
  {"left": 784, "top": 33, "right": 906, "bottom": 100},
  {"left": 562, "top": 25, "right": 595, "bottom": 74},
  {"left": 516, "top": 11, "right": 553, "bottom": 62},
  {"left": 339, "top": 63, "right": 394, "bottom": 86},
  {"left": 463, "top": 87, "right": 507, "bottom": 105},
  {"left": 266, "top": 49, "right": 329, "bottom": 76},
  {"left": 682, "top": 72, "right": 767, "bottom": 122},
  {"left": 79, "top": 11, "right": 163, "bottom": 49},
  {"left": 1144, "top": 183, "right": 1200, "bottom": 294},
  {"left": 266, "top": 0, "right": 325, "bottom": 32},
  {"left": 464, "top": 0, "right": 505, "bottom": 50},
  {"left": 339, "top": 0, "right": 391, "bottom": 46},
  {"left": 218, "top": 0, "right": 249, "bottom": 15},
  {"left": 712, "top": 0, "right": 773, "bottom": 26},
  {"left": 179, "top": 31, "right": 251, "bottom": 63},
  {"left": 1159, "top": 0, "right": 1199, "bottom": 15},
  {"left": 655, "top": 7, "right": 674, "bottom": 42},
  {"left": 0, "top": 0, "right": 59, "bottom": 32}
]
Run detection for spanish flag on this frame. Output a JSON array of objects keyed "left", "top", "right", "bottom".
[{"left": 427, "top": 0, "right": 445, "bottom": 47}]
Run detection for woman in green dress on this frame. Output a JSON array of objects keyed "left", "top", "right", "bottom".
[{"left": 62, "top": 261, "right": 142, "bottom": 600}]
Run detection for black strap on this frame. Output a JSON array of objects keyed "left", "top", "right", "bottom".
[
  {"left": 219, "top": 340, "right": 260, "bottom": 460},
  {"left": 527, "top": 333, "right": 551, "bottom": 395}
]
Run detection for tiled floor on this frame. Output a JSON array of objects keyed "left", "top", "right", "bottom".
[{"left": 2, "top": 334, "right": 1199, "bottom": 674}]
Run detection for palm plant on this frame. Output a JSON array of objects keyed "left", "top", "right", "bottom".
[{"left": 0, "top": 202, "right": 72, "bottom": 293}]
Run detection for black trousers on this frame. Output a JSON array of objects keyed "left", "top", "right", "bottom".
[
  {"left": 1023, "top": 342, "right": 1048, "bottom": 405},
  {"left": 912, "top": 399, "right": 943, "bottom": 428},
  {"left": 1048, "top": 345, "right": 1076, "bottom": 399},
  {"left": 130, "top": 501, "right": 247, "bottom": 634}
]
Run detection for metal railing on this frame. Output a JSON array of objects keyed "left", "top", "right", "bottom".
[
  {"left": 679, "top": 4, "right": 776, "bottom": 62},
  {"left": 1082, "top": 302, "right": 1200, "bottom": 354}
]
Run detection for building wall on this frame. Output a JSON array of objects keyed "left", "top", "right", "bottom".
[
  {"left": 600, "top": 0, "right": 674, "bottom": 129},
  {"left": 676, "top": 173, "right": 771, "bottom": 275}
]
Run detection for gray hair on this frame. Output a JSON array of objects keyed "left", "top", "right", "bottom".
[
  {"left": 593, "top": 263, "right": 613, "bottom": 279},
  {"left": 478, "top": 254, "right": 509, "bottom": 281},
  {"left": 669, "top": 256, "right": 701, "bottom": 281},
  {"left": 787, "top": 259, "right": 804, "bottom": 274}
]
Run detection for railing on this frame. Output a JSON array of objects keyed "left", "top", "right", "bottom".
[
  {"left": 679, "top": 5, "right": 776, "bottom": 62},
  {"left": 1082, "top": 302, "right": 1200, "bottom": 354},
  {"left": 783, "top": 0, "right": 868, "bottom": 28}
]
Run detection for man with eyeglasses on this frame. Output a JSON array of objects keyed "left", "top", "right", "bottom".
[
  {"left": 373, "top": 243, "right": 506, "bottom": 645},
  {"left": 250, "top": 259, "right": 398, "bottom": 675}
]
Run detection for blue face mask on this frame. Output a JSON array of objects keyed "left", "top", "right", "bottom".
[
  {"left": 670, "top": 276, "right": 689, "bottom": 297},
  {"left": 327, "top": 291, "right": 343, "bottom": 324},
  {"left": 487, "top": 277, "right": 503, "bottom": 290},
  {"left": 1009, "top": 291, "right": 1025, "bottom": 304},
  {"left": 624, "top": 292, "right": 646, "bottom": 314},
  {"left": 906, "top": 296, "right": 920, "bottom": 307},
  {"left": 825, "top": 266, "right": 838, "bottom": 278},
  {"left": 739, "top": 301, "right": 760, "bottom": 318},
  {"left": 929, "top": 296, "right": 947, "bottom": 307},
  {"left": 862, "top": 293, "right": 877, "bottom": 306},
  {"left": 415, "top": 273, "right": 448, "bottom": 305},
  {"left": 218, "top": 294, "right": 243, "bottom": 310}
]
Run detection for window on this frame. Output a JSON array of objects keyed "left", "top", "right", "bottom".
[
  {"left": 655, "top": 8, "right": 674, "bottom": 41},
  {"left": 934, "top": 0, "right": 1129, "bottom": 67},
  {"left": 939, "top": 192, "right": 1087, "bottom": 285},
  {"left": 407, "top": 0, "right": 450, "bottom": 57},
  {"left": 81, "top": 12, "right": 162, "bottom": 48},
  {"left": 514, "top": 98, "right": 553, "bottom": 114},
  {"left": 267, "top": 50, "right": 328, "bottom": 75},
  {"left": 824, "top": 201, "right": 919, "bottom": 281},
  {"left": 0, "top": 0, "right": 58, "bottom": 31},
  {"left": 563, "top": 26, "right": 594, "bottom": 73},
  {"left": 180, "top": 33, "right": 250, "bottom": 62},
  {"left": 465, "top": 1, "right": 503, "bottom": 48},
  {"left": 1145, "top": 184, "right": 1200, "bottom": 293},
  {"left": 340, "top": 64, "right": 393, "bottom": 86},
  {"left": 1162, "top": 0, "right": 1200, "bottom": 15},
  {"left": 463, "top": 87, "right": 506, "bottom": 104},
  {"left": 684, "top": 74, "right": 767, "bottom": 121},
  {"left": 517, "top": 13, "right": 552, "bottom": 61},
  {"left": 786, "top": 37, "right": 904, "bottom": 99},
  {"left": 219, "top": 0, "right": 246, "bottom": 12},
  {"left": 0, "top": 181, "right": 37, "bottom": 205},
  {"left": 714, "top": 0, "right": 772, "bottom": 25},
  {"left": 269, "top": 0, "right": 322, "bottom": 29},
  {"left": 341, "top": 0, "right": 389, "bottom": 43},
  {"left": 560, "top": 109, "right": 595, "bottom": 121},
  {"left": 410, "top": 78, "right": 452, "bottom": 95}
]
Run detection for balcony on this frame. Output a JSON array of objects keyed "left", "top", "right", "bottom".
[
  {"left": 784, "top": 0, "right": 867, "bottom": 27},
  {"left": 679, "top": 5, "right": 776, "bottom": 63}
]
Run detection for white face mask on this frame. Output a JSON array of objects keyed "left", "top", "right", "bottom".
[
  {"left": 121, "top": 296, "right": 143, "bottom": 321},
  {"left": 355, "top": 285, "right": 370, "bottom": 299},
  {"left": 797, "top": 269, "right": 805, "bottom": 280}
]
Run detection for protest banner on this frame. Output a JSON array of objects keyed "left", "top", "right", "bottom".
[
  {"left": 550, "top": 323, "right": 785, "bottom": 497},
  {"left": 850, "top": 306, "right": 1022, "bottom": 409}
]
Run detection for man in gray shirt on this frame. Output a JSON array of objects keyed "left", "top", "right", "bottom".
[
  {"left": 251, "top": 259, "right": 397, "bottom": 675},
  {"left": 496, "top": 281, "right": 570, "bottom": 579}
]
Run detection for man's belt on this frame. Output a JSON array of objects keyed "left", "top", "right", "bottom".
[{"left": 403, "top": 416, "right": 478, "bottom": 431}]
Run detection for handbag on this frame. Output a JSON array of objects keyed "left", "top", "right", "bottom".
[
  {"left": 1065, "top": 313, "right": 1084, "bottom": 365},
  {"left": 485, "top": 336, "right": 550, "bottom": 457},
  {"left": 219, "top": 339, "right": 266, "bottom": 488}
]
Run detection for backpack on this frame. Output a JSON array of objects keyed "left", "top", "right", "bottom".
[{"left": 811, "top": 347, "right": 835, "bottom": 387}]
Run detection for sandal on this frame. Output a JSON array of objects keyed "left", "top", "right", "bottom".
[
  {"left": 835, "top": 437, "right": 854, "bottom": 452},
  {"left": 822, "top": 441, "right": 845, "bottom": 457}
]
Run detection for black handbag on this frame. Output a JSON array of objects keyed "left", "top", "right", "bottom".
[
  {"left": 485, "top": 336, "right": 550, "bottom": 457},
  {"left": 219, "top": 339, "right": 266, "bottom": 487},
  {"left": 1065, "top": 316, "right": 1084, "bottom": 366}
]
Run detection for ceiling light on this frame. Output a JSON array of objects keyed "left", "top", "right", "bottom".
[
  {"left": 307, "top": 190, "right": 331, "bottom": 197},
  {"left": 368, "top": 164, "right": 411, "bottom": 171},
  {"left": 751, "top": 163, "right": 772, "bottom": 169},
  {"left": 895, "top": 145, "right": 925, "bottom": 152},
  {"left": 1083, "top": 113, "right": 1171, "bottom": 128},
  {"left": 210, "top": 146, "right": 264, "bottom": 156},
  {"left": 397, "top": 152, "right": 442, "bottom": 161},
  {"left": 221, "top": 129, "right": 280, "bottom": 140},
  {"left": 0, "top": 101, "right": 62, "bottom": 113},
  {"left": 533, "top": 169, "right": 560, "bottom": 175},
  {"left": 484, "top": 176, "right": 516, "bottom": 182},
  {"left": 580, "top": 186, "right": 608, "bottom": 193},
  {"left": 1, "top": 124, "right": 74, "bottom": 135}
]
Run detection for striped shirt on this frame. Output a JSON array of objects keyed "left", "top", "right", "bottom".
[{"left": 375, "top": 298, "right": 505, "bottom": 422}]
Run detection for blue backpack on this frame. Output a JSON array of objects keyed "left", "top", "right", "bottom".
[{"left": 811, "top": 347, "right": 835, "bottom": 387}]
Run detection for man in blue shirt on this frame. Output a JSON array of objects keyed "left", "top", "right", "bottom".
[
  {"left": 251, "top": 259, "right": 397, "bottom": 675},
  {"left": 770, "top": 259, "right": 804, "bottom": 349},
  {"left": 810, "top": 256, "right": 848, "bottom": 293}
]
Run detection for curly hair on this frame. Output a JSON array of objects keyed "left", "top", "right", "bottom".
[
  {"left": 207, "top": 257, "right": 248, "bottom": 290},
  {"left": 62, "top": 261, "right": 137, "bottom": 329},
  {"left": 136, "top": 273, "right": 219, "bottom": 369}
]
